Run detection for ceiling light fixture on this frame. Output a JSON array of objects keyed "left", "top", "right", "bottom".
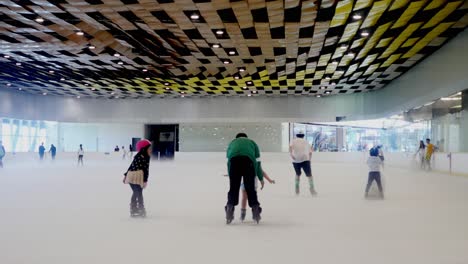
[
  {"left": 49, "top": 70, "right": 54, "bottom": 74},
  {"left": 316, "top": 95, "right": 321, "bottom": 98},
  {"left": 145, "top": 77, "right": 150, "bottom": 80},
  {"left": 340, "top": 45, "right": 347, "bottom": 50},
  {"left": 212, "top": 44, "right": 220, "bottom": 48},
  {"left": 91, "top": 88, "right": 96, "bottom": 91},
  {"left": 361, "top": 32, "right": 369, "bottom": 37},
  {"left": 223, "top": 60, "right": 230, "bottom": 64},
  {"left": 320, "top": 86, "right": 326, "bottom": 90},
  {"left": 18, "top": 88, "right": 22, "bottom": 91},
  {"left": 239, "top": 68, "right": 245, "bottom": 72},
  {"left": 89, "top": 45, "right": 96, "bottom": 50},
  {"left": 242, "top": 86, "right": 247, "bottom": 90},
  {"left": 216, "top": 30, "right": 224, "bottom": 35},
  {"left": 4, "top": 55, "right": 10, "bottom": 58},
  {"left": 60, "top": 77, "right": 65, "bottom": 81},
  {"left": 76, "top": 31, "right": 84, "bottom": 36},
  {"left": 325, "top": 76, "right": 330, "bottom": 80},
  {"left": 35, "top": 17, "right": 44, "bottom": 23},
  {"left": 16, "top": 62, "right": 21, "bottom": 66},
  {"left": 111, "top": 92, "right": 115, "bottom": 95},
  {"left": 234, "top": 75, "right": 239, "bottom": 79},
  {"left": 190, "top": 14, "right": 200, "bottom": 20},
  {"left": 165, "top": 87, "right": 170, "bottom": 90},
  {"left": 247, "top": 94, "right": 252, "bottom": 97},
  {"left": 353, "top": 14, "right": 362, "bottom": 20},
  {"left": 85, "top": 83, "right": 89, "bottom": 86},
  {"left": 6, "top": 83, "right": 11, "bottom": 86},
  {"left": 142, "top": 69, "right": 148, "bottom": 72},
  {"left": 42, "top": 92, "right": 47, "bottom": 95},
  {"left": 252, "top": 90, "right": 257, "bottom": 94},
  {"left": 118, "top": 61, "right": 124, "bottom": 65},
  {"left": 331, "top": 82, "right": 336, "bottom": 85},
  {"left": 247, "top": 81, "right": 252, "bottom": 85},
  {"left": 77, "top": 96, "right": 81, "bottom": 99},
  {"left": 325, "top": 91, "right": 331, "bottom": 94},
  {"left": 114, "top": 53, "right": 120, "bottom": 57},
  {"left": 229, "top": 51, "right": 236, "bottom": 55},
  {"left": 331, "top": 61, "right": 338, "bottom": 64}
]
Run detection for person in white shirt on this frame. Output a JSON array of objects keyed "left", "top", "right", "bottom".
[
  {"left": 365, "top": 147, "right": 384, "bottom": 199},
  {"left": 77, "top": 144, "right": 84, "bottom": 166},
  {"left": 289, "top": 133, "right": 317, "bottom": 195}
]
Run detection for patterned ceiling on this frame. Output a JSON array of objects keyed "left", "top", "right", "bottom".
[{"left": 0, "top": 0, "right": 467, "bottom": 99}]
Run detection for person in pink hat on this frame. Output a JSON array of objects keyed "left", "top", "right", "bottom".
[{"left": 123, "top": 139, "right": 152, "bottom": 217}]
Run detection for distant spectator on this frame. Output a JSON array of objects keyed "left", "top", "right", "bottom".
[
  {"left": 38, "top": 143, "right": 46, "bottom": 160},
  {"left": 78, "top": 144, "right": 84, "bottom": 166},
  {"left": 49, "top": 144, "right": 57, "bottom": 160},
  {"left": 114, "top": 145, "right": 120, "bottom": 152}
]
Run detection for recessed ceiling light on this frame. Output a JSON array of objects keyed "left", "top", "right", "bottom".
[
  {"left": 239, "top": 68, "right": 245, "bottom": 72},
  {"left": 118, "top": 61, "right": 124, "bottom": 65},
  {"left": 316, "top": 95, "right": 321, "bottom": 98},
  {"left": 42, "top": 92, "right": 47, "bottom": 95},
  {"left": 85, "top": 83, "right": 89, "bottom": 86},
  {"left": 331, "top": 82, "right": 336, "bottom": 85},
  {"left": 49, "top": 70, "right": 54, "bottom": 74},
  {"left": 145, "top": 77, "right": 150, "bottom": 80},
  {"left": 216, "top": 30, "right": 224, "bottom": 35},
  {"left": 35, "top": 17, "right": 44, "bottom": 23},
  {"left": 16, "top": 62, "right": 21, "bottom": 66},
  {"left": 223, "top": 60, "right": 230, "bottom": 64},
  {"left": 165, "top": 87, "right": 170, "bottom": 90},
  {"left": 242, "top": 86, "right": 247, "bottom": 90},
  {"left": 229, "top": 51, "right": 236, "bottom": 55},
  {"left": 18, "top": 88, "right": 22, "bottom": 91},
  {"left": 164, "top": 82, "right": 170, "bottom": 86},
  {"left": 212, "top": 44, "right": 220, "bottom": 48},
  {"left": 247, "top": 81, "right": 252, "bottom": 85},
  {"left": 353, "top": 14, "right": 362, "bottom": 20},
  {"left": 77, "top": 96, "right": 81, "bottom": 99},
  {"left": 320, "top": 86, "right": 326, "bottom": 89},
  {"left": 325, "top": 91, "right": 331, "bottom": 94},
  {"left": 190, "top": 14, "right": 200, "bottom": 20},
  {"left": 114, "top": 53, "right": 120, "bottom": 57},
  {"left": 252, "top": 90, "right": 257, "bottom": 94},
  {"left": 234, "top": 76, "right": 239, "bottom": 79},
  {"left": 6, "top": 83, "right": 11, "bottom": 86},
  {"left": 4, "top": 55, "right": 10, "bottom": 58},
  {"left": 76, "top": 31, "right": 84, "bottom": 36},
  {"left": 110, "top": 92, "right": 115, "bottom": 95},
  {"left": 325, "top": 76, "right": 330, "bottom": 80},
  {"left": 361, "top": 32, "right": 369, "bottom": 37},
  {"left": 89, "top": 45, "right": 96, "bottom": 50},
  {"left": 60, "top": 77, "right": 65, "bottom": 81},
  {"left": 92, "top": 88, "right": 96, "bottom": 91},
  {"left": 247, "top": 94, "right": 252, "bottom": 97},
  {"left": 142, "top": 69, "right": 148, "bottom": 72},
  {"left": 181, "top": 91, "right": 185, "bottom": 94}
]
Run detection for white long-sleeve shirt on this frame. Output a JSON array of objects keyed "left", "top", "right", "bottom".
[{"left": 367, "top": 156, "right": 382, "bottom": 172}]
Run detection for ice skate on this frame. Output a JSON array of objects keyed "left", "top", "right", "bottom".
[
  {"left": 310, "top": 187, "right": 317, "bottom": 196},
  {"left": 130, "top": 204, "right": 139, "bottom": 217},
  {"left": 252, "top": 205, "right": 262, "bottom": 224},
  {"left": 295, "top": 184, "right": 300, "bottom": 195},
  {"left": 240, "top": 208, "right": 247, "bottom": 222},
  {"left": 225, "top": 205, "right": 234, "bottom": 224},
  {"left": 138, "top": 207, "right": 147, "bottom": 218}
]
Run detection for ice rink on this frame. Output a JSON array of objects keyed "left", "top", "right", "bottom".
[{"left": 1, "top": 152, "right": 468, "bottom": 264}]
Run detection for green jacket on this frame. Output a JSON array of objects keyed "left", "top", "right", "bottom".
[{"left": 226, "top": 137, "right": 263, "bottom": 181}]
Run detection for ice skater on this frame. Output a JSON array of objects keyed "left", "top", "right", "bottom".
[
  {"left": 49, "top": 144, "right": 57, "bottom": 160},
  {"left": 129, "top": 144, "right": 134, "bottom": 159},
  {"left": 0, "top": 141, "right": 5, "bottom": 168},
  {"left": 425, "top": 138, "right": 435, "bottom": 171},
  {"left": 122, "top": 146, "right": 127, "bottom": 160},
  {"left": 416, "top": 140, "right": 426, "bottom": 169},
  {"left": 38, "top": 143, "right": 46, "bottom": 160},
  {"left": 240, "top": 169, "right": 275, "bottom": 221},
  {"left": 365, "top": 147, "right": 384, "bottom": 199},
  {"left": 289, "top": 132, "right": 317, "bottom": 195},
  {"left": 225, "top": 133, "right": 264, "bottom": 224},
  {"left": 77, "top": 144, "right": 84, "bottom": 166},
  {"left": 123, "top": 139, "right": 152, "bottom": 217}
]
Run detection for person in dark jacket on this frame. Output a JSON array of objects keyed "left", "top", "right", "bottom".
[
  {"left": 0, "top": 141, "right": 5, "bottom": 168},
  {"left": 49, "top": 144, "right": 57, "bottom": 160},
  {"left": 123, "top": 139, "right": 152, "bottom": 217},
  {"left": 38, "top": 143, "right": 46, "bottom": 160},
  {"left": 225, "top": 133, "right": 264, "bottom": 224}
]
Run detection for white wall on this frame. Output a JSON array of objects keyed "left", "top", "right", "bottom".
[{"left": 58, "top": 122, "right": 143, "bottom": 152}]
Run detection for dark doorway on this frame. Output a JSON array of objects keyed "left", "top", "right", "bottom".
[{"left": 145, "top": 124, "right": 179, "bottom": 160}]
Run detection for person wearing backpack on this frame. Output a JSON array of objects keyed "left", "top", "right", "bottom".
[{"left": 0, "top": 141, "right": 5, "bottom": 168}]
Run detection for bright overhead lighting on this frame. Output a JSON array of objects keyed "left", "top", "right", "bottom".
[
  {"left": 77, "top": 96, "right": 81, "bottom": 99},
  {"left": 6, "top": 83, "right": 11, "bottom": 86},
  {"left": 212, "top": 44, "right": 220, "bottom": 48},
  {"left": 247, "top": 94, "right": 252, "bottom": 97},
  {"left": 190, "top": 14, "right": 200, "bottom": 20},
  {"left": 181, "top": 91, "right": 185, "bottom": 94},
  {"left": 76, "top": 31, "right": 84, "bottom": 36},
  {"left": 114, "top": 53, "right": 120, "bottom": 57},
  {"left": 216, "top": 30, "right": 224, "bottom": 35},
  {"left": 441, "top": 97, "right": 461, "bottom": 101},
  {"left": 325, "top": 76, "right": 330, "bottom": 80},
  {"left": 234, "top": 76, "right": 239, "bottom": 79},
  {"left": 42, "top": 92, "right": 47, "bottom": 95},
  {"left": 247, "top": 81, "right": 252, "bottom": 85},
  {"left": 89, "top": 45, "right": 96, "bottom": 50},
  {"left": 331, "top": 82, "right": 336, "bottom": 85},
  {"left": 242, "top": 86, "right": 247, "bottom": 90},
  {"left": 145, "top": 77, "right": 150, "bottom": 80},
  {"left": 118, "top": 61, "right": 124, "bottom": 65},
  {"left": 35, "top": 17, "right": 44, "bottom": 23},
  {"left": 60, "top": 77, "right": 65, "bottom": 81},
  {"left": 320, "top": 86, "right": 326, "bottom": 90},
  {"left": 325, "top": 91, "right": 331, "bottom": 94},
  {"left": 353, "top": 14, "right": 362, "bottom": 20},
  {"left": 165, "top": 87, "right": 170, "bottom": 90},
  {"left": 142, "top": 69, "right": 148, "bottom": 72},
  {"left": 181, "top": 95, "right": 185, "bottom": 98},
  {"left": 49, "top": 70, "right": 54, "bottom": 74},
  {"left": 18, "top": 88, "right": 22, "bottom": 91},
  {"left": 316, "top": 95, "right": 321, "bottom": 98},
  {"left": 361, "top": 32, "right": 369, "bottom": 37},
  {"left": 16, "top": 62, "right": 21, "bottom": 66},
  {"left": 164, "top": 82, "right": 170, "bottom": 85},
  {"left": 110, "top": 92, "right": 115, "bottom": 95},
  {"left": 252, "top": 90, "right": 257, "bottom": 94},
  {"left": 4, "top": 55, "right": 10, "bottom": 58},
  {"left": 91, "top": 88, "right": 96, "bottom": 91},
  {"left": 229, "top": 51, "right": 236, "bottom": 55},
  {"left": 85, "top": 83, "right": 89, "bottom": 86},
  {"left": 239, "top": 68, "right": 245, "bottom": 72},
  {"left": 223, "top": 60, "right": 230, "bottom": 64}
]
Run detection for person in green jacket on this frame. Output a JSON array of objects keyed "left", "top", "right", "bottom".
[{"left": 225, "top": 133, "right": 264, "bottom": 224}]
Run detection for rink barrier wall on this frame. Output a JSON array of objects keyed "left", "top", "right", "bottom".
[{"left": 2, "top": 152, "right": 467, "bottom": 177}]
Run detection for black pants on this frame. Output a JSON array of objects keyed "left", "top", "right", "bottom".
[
  {"left": 293, "top": 161, "right": 312, "bottom": 176},
  {"left": 78, "top": 155, "right": 83, "bottom": 165},
  {"left": 130, "top": 184, "right": 144, "bottom": 209},
  {"left": 227, "top": 156, "right": 259, "bottom": 208},
  {"left": 365, "top": 171, "right": 383, "bottom": 193}
]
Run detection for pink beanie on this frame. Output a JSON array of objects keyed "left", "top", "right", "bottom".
[{"left": 136, "top": 139, "right": 152, "bottom": 152}]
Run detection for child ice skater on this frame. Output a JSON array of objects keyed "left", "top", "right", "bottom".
[
  {"left": 123, "top": 139, "right": 152, "bottom": 217},
  {"left": 365, "top": 147, "right": 384, "bottom": 199},
  {"left": 240, "top": 170, "right": 275, "bottom": 221}
]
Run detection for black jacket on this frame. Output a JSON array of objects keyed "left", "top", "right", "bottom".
[{"left": 125, "top": 151, "right": 150, "bottom": 182}]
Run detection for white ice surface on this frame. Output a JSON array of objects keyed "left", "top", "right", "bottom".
[{"left": 1, "top": 153, "right": 468, "bottom": 264}]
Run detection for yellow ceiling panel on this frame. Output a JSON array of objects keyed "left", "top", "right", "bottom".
[
  {"left": 339, "top": 21, "right": 362, "bottom": 43},
  {"left": 364, "top": 63, "right": 381, "bottom": 75},
  {"left": 380, "top": 22, "right": 423, "bottom": 58},
  {"left": 360, "top": 54, "right": 378, "bottom": 68},
  {"left": 376, "top": 37, "right": 394, "bottom": 48},
  {"left": 402, "top": 22, "right": 455, "bottom": 58},
  {"left": 402, "top": 37, "right": 420, "bottom": 47},
  {"left": 392, "top": 1, "right": 428, "bottom": 29},
  {"left": 345, "top": 63, "right": 359, "bottom": 76},
  {"left": 354, "top": 0, "right": 373, "bottom": 10},
  {"left": 356, "top": 22, "right": 392, "bottom": 60},
  {"left": 389, "top": 0, "right": 410, "bottom": 11},
  {"left": 423, "top": 1, "right": 462, "bottom": 29},
  {"left": 424, "top": 0, "right": 448, "bottom": 10},
  {"left": 361, "top": 0, "right": 392, "bottom": 28},
  {"left": 330, "top": 0, "right": 354, "bottom": 27}
]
